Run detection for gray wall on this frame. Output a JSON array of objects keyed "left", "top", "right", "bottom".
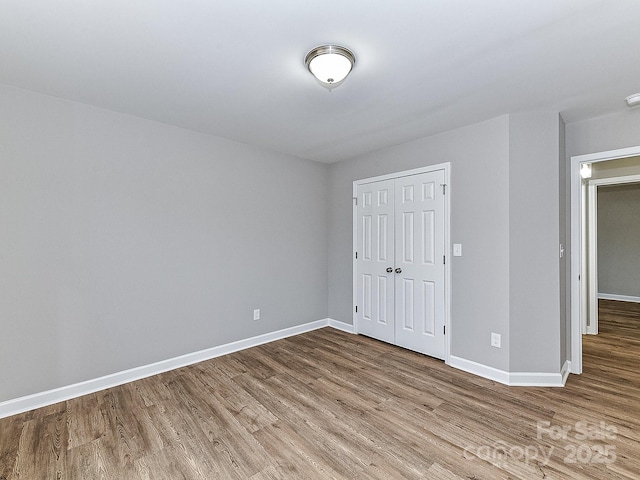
[
  {"left": 0, "top": 84, "right": 329, "bottom": 402},
  {"left": 597, "top": 183, "right": 640, "bottom": 298},
  {"left": 507, "top": 112, "right": 562, "bottom": 372},
  {"left": 328, "top": 116, "right": 512, "bottom": 371},
  {"left": 566, "top": 109, "right": 640, "bottom": 159}
]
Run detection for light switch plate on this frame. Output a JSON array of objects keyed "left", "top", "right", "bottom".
[{"left": 453, "top": 244, "right": 462, "bottom": 257}]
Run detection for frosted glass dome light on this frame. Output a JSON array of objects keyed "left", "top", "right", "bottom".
[{"left": 305, "top": 45, "right": 356, "bottom": 90}]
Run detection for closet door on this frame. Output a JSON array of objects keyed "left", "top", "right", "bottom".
[
  {"left": 355, "top": 169, "right": 447, "bottom": 360},
  {"left": 394, "top": 171, "right": 446, "bottom": 359},
  {"left": 356, "top": 179, "right": 395, "bottom": 344}
]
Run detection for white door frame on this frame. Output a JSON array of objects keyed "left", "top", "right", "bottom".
[
  {"left": 570, "top": 146, "right": 640, "bottom": 374},
  {"left": 586, "top": 173, "right": 640, "bottom": 335},
  {"left": 353, "top": 162, "right": 451, "bottom": 363},
  {"left": 586, "top": 178, "right": 598, "bottom": 336}
]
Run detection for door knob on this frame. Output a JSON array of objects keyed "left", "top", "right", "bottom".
[
  {"left": 386, "top": 267, "right": 393, "bottom": 273},
  {"left": 395, "top": 267, "right": 402, "bottom": 274}
]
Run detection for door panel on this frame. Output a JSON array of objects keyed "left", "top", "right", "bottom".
[
  {"left": 356, "top": 179, "right": 395, "bottom": 343},
  {"left": 394, "top": 171, "right": 446, "bottom": 359}
]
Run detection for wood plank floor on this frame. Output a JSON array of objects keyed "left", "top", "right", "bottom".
[{"left": 1, "top": 300, "right": 639, "bottom": 479}]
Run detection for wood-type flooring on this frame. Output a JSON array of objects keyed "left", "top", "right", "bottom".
[{"left": 1, "top": 299, "right": 639, "bottom": 479}]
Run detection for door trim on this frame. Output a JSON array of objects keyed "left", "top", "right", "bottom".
[
  {"left": 570, "top": 146, "right": 640, "bottom": 375},
  {"left": 353, "top": 163, "right": 451, "bottom": 364}
]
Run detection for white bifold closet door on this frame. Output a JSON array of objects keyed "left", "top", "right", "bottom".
[{"left": 356, "top": 170, "right": 446, "bottom": 360}]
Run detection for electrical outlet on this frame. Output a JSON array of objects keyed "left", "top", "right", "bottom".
[
  {"left": 491, "top": 332, "right": 501, "bottom": 348},
  {"left": 253, "top": 309, "right": 260, "bottom": 321}
]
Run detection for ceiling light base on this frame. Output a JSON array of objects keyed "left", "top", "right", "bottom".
[{"left": 625, "top": 92, "right": 640, "bottom": 108}]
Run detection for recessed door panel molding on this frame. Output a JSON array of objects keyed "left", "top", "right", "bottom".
[
  {"left": 378, "top": 189, "right": 389, "bottom": 206},
  {"left": 362, "top": 274, "right": 372, "bottom": 321},
  {"left": 423, "top": 281, "right": 436, "bottom": 336},
  {"left": 354, "top": 164, "right": 450, "bottom": 361},
  {"left": 402, "top": 212, "right": 414, "bottom": 264},
  {"left": 402, "top": 278, "right": 415, "bottom": 331},
  {"left": 362, "top": 215, "right": 372, "bottom": 261},
  {"left": 422, "top": 210, "right": 435, "bottom": 265},
  {"left": 363, "top": 191, "right": 372, "bottom": 208},
  {"left": 422, "top": 182, "right": 435, "bottom": 201},
  {"left": 377, "top": 214, "right": 389, "bottom": 262},
  {"left": 402, "top": 184, "right": 414, "bottom": 203},
  {"left": 377, "top": 276, "right": 388, "bottom": 324}
]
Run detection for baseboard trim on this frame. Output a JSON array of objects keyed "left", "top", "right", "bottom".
[
  {"left": 562, "top": 360, "right": 571, "bottom": 384},
  {"left": 328, "top": 318, "right": 356, "bottom": 334},
  {"left": 509, "top": 360, "right": 568, "bottom": 387},
  {"left": 598, "top": 293, "right": 640, "bottom": 303},
  {"left": 0, "top": 319, "right": 333, "bottom": 419},
  {"left": 449, "top": 356, "right": 569, "bottom": 387},
  {"left": 449, "top": 355, "right": 510, "bottom": 385}
]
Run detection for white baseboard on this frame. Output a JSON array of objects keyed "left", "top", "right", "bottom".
[
  {"left": 562, "top": 360, "right": 570, "bottom": 384},
  {"left": 449, "top": 356, "right": 569, "bottom": 387},
  {"left": 567, "top": 360, "right": 574, "bottom": 375},
  {"left": 509, "top": 359, "right": 568, "bottom": 387},
  {"left": 328, "top": 318, "right": 356, "bottom": 334},
  {"left": 449, "top": 355, "right": 510, "bottom": 385},
  {"left": 598, "top": 293, "right": 640, "bottom": 303},
  {"left": 0, "top": 318, "right": 335, "bottom": 419}
]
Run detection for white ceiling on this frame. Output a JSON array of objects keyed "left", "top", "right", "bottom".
[{"left": 2, "top": 0, "right": 640, "bottom": 163}]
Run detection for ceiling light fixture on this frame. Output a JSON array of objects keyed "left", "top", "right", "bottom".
[
  {"left": 625, "top": 92, "right": 640, "bottom": 107},
  {"left": 305, "top": 45, "right": 356, "bottom": 91}
]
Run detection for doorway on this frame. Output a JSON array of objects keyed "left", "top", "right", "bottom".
[
  {"left": 570, "top": 147, "right": 640, "bottom": 374},
  {"left": 585, "top": 175, "right": 640, "bottom": 335}
]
